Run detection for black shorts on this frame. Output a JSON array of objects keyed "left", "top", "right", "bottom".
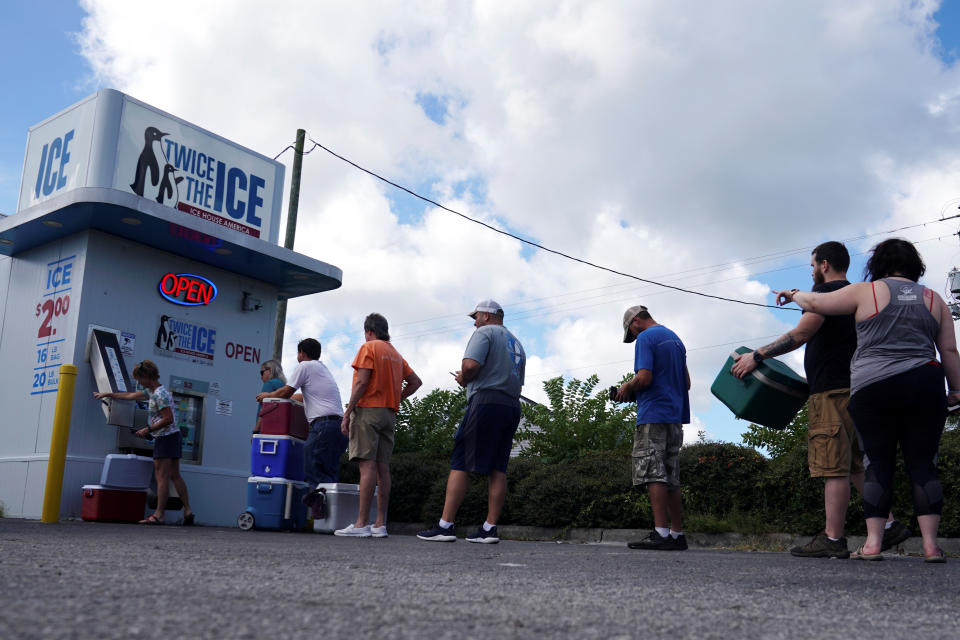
[
  {"left": 153, "top": 431, "right": 182, "bottom": 460},
  {"left": 450, "top": 392, "right": 521, "bottom": 474}
]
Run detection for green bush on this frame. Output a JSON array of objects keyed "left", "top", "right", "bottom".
[
  {"left": 509, "top": 452, "right": 650, "bottom": 528},
  {"left": 679, "top": 442, "right": 768, "bottom": 515},
  {"left": 395, "top": 388, "right": 466, "bottom": 458},
  {"left": 518, "top": 375, "right": 635, "bottom": 462}
]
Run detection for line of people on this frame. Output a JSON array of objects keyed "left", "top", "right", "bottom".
[
  {"left": 256, "top": 301, "right": 527, "bottom": 542},
  {"left": 253, "top": 238, "right": 955, "bottom": 561}
]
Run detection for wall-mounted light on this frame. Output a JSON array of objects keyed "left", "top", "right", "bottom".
[
  {"left": 242, "top": 291, "right": 262, "bottom": 312},
  {"left": 42, "top": 220, "right": 62, "bottom": 228},
  {"left": 121, "top": 217, "right": 142, "bottom": 225}
]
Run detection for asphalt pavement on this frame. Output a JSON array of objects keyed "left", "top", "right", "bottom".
[{"left": 0, "top": 518, "right": 957, "bottom": 639}]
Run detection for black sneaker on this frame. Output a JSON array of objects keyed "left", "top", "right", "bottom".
[
  {"left": 417, "top": 523, "right": 457, "bottom": 542},
  {"left": 466, "top": 525, "right": 500, "bottom": 544},
  {"left": 628, "top": 531, "right": 684, "bottom": 550},
  {"left": 790, "top": 532, "right": 850, "bottom": 558},
  {"left": 880, "top": 520, "right": 911, "bottom": 552}
]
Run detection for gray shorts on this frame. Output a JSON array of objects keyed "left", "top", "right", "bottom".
[{"left": 632, "top": 423, "right": 683, "bottom": 488}]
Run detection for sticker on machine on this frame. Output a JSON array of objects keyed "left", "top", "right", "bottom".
[{"left": 153, "top": 314, "right": 216, "bottom": 366}]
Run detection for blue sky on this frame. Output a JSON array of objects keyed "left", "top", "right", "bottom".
[{"left": 3, "top": 2, "right": 960, "bottom": 448}]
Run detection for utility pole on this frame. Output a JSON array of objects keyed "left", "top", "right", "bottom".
[{"left": 273, "top": 128, "right": 305, "bottom": 360}]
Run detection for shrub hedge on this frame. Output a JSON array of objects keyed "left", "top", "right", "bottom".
[{"left": 360, "top": 428, "right": 960, "bottom": 536}]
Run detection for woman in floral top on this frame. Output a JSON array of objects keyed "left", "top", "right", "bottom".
[{"left": 94, "top": 360, "right": 195, "bottom": 525}]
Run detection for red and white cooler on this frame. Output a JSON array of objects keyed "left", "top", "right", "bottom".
[
  {"left": 258, "top": 398, "right": 309, "bottom": 441},
  {"left": 81, "top": 485, "right": 147, "bottom": 522}
]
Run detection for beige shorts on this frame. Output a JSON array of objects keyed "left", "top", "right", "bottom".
[
  {"left": 807, "top": 388, "right": 864, "bottom": 477},
  {"left": 348, "top": 406, "right": 396, "bottom": 463}
]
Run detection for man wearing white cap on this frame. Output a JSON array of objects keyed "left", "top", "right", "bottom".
[
  {"left": 418, "top": 299, "right": 526, "bottom": 544},
  {"left": 616, "top": 305, "right": 691, "bottom": 551}
]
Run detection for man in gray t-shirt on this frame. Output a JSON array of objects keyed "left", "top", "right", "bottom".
[{"left": 418, "top": 299, "right": 526, "bottom": 544}]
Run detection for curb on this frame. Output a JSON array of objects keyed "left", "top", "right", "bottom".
[{"left": 389, "top": 523, "right": 960, "bottom": 555}]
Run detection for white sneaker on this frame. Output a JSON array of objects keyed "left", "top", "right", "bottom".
[
  {"left": 370, "top": 525, "right": 388, "bottom": 538},
  {"left": 334, "top": 524, "right": 371, "bottom": 537}
]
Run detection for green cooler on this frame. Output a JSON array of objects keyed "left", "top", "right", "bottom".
[{"left": 711, "top": 346, "right": 809, "bottom": 429}]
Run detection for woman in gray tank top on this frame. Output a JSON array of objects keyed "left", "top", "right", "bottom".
[{"left": 775, "top": 238, "right": 960, "bottom": 563}]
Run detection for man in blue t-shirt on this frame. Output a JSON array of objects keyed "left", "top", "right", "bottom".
[{"left": 615, "top": 304, "right": 690, "bottom": 551}]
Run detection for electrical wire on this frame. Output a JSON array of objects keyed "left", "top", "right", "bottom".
[
  {"left": 301, "top": 136, "right": 792, "bottom": 310},
  {"left": 281, "top": 135, "right": 960, "bottom": 313}
]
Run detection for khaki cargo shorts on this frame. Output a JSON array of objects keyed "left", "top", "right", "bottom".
[
  {"left": 632, "top": 423, "right": 683, "bottom": 488},
  {"left": 807, "top": 388, "right": 864, "bottom": 477},
  {"left": 348, "top": 406, "right": 396, "bottom": 463}
]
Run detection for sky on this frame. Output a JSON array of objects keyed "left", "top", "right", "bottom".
[{"left": 2, "top": 0, "right": 960, "bottom": 446}]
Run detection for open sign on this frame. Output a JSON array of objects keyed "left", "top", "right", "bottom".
[{"left": 158, "top": 273, "right": 218, "bottom": 306}]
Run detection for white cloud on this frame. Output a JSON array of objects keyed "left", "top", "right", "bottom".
[{"left": 77, "top": 0, "right": 960, "bottom": 442}]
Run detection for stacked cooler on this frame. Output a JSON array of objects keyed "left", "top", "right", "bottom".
[
  {"left": 238, "top": 399, "right": 310, "bottom": 531},
  {"left": 81, "top": 454, "right": 154, "bottom": 522}
]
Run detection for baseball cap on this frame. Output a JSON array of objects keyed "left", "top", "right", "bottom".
[
  {"left": 622, "top": 305, "right": 648, "bottom": 343},
  {"left": 469, "top": 299, "right": 503, "bottom": 319}
]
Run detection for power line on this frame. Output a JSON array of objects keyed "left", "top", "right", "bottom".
[
  {"left": 301, "top": 136, "right": 792, "bottom": 311},
  {"left": 283, "top": 135, "right": 960, "bottom": 314}
]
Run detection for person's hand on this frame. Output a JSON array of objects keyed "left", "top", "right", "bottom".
[
  {"left": 255, "top": 392, "right": 267, "bottom": 402},
  {"left": 341, "top": 414, "right": 350, "bottom": 437},
  {"left": 615, "top": 382, "right": 634, "bottom": 403},
  {"left": 731, "top": 352, "right": 758, "bottom": 379},
  {"left": 93, "top": 391, "right": 111, "bottom": 400},
  {"left": 947, "top": 391, "right": 960, "bottom": 408},
  {"left": 773, "top": 289, "right": 800, "bottom": 306},
  {"left": 135, "top": 427, "right": 149, "bottom": 438},
  {"left": 453, "top": 370, "right": 465, "bottom": 387}
]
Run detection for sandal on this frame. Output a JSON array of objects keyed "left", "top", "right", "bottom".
[
  {"left": 139, "top": 514, "right": 164, "bottom": 525},
  {"left": 182, "top": 513, "right": 195, "bottom": 527},
  {"left": 924, "top": 549, "right": 947, "bottom": 564},
  {"left": 850, "top": 544, "right": 883, "bottom": 561}
]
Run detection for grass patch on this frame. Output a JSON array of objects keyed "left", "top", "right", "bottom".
[{"left": 684, "top": 511, "right": 778, "bottom": 536}]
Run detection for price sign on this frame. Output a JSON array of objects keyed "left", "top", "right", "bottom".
[{"left": 32, "top": 255, "right": 74, "bottom": 395}]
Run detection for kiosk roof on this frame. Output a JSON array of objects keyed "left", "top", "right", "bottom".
[{"left": 0, "top": 188, "right": 342, "bottom": 299}]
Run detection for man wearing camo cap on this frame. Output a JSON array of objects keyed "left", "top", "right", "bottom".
[{"left": 616, "top": 304, "right": 691, "bottom": 551}]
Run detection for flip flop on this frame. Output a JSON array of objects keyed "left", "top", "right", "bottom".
[
  {"left": 924, "top": 549, "right": 947, "bottom": 564},
  {"left": 182, "top": 513, "right": 195, "bottom": 527},
  {"left": 139, "top": 514, "right": 164, "bottom": 525},
  {"left": 851, "top": 545, "right": 883, "bottom": 561}
]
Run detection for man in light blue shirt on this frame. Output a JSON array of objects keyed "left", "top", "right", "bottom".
[{"left": 419, "top": 299, "right": 526, "bottom": 544}]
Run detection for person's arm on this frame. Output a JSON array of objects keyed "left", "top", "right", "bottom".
[
  {"left": 731, "top": 312, "right": 825, "bottom": 378},
  {"left": 341, "top": 369, "right": 372, "bottom": 436},
  {"left": 400, "top": 371, "right": 422, "bottom": 400},
  {"left": 686, "top": 365, "right": 691, "bottom": 391},
  {"left": 775, "top": 284, "right": 863, "bottom": 315},
  {"left": 455, "top": 358, "right": 482, "bottom": 386},
  {"left": 616, "top": 369, "right": 652, "bottom": 401},
  {"left": 256, "top": 385, "right": 295, "bottom": 403},
  {"left": 93, "top": 390, "right": 148, "bottom": 401},
  {"left": 932, "top": 294, "right": 960, "bottom": 405},
  {"left": 136, "top": 406, "right": 173, "bottom": 438}
]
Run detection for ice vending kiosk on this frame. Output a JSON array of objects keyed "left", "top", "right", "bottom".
[{"left": 0, "top": 89, "right": 343, "bottom": 525}]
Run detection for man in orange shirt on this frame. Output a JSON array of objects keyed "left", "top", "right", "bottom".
[{"left": 335, "top": 313, "right": 422, "bottom": 537}]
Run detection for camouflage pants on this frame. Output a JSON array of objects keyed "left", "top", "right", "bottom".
[{"left": 632, "top": 423, "right": 683, "bottom": 488}]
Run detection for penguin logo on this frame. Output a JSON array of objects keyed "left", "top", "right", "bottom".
[
  {"left": 155, "top": 315, "right": 178, "bottom": 351},
  {"left": 130, "top": 127, "right": 168, "bottom": 197},
  {"left": 156, "top": 163, "right": 183, "bottom": 205}
]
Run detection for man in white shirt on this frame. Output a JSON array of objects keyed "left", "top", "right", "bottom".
[{"left": 257, "top": 338, "right": 346, "bottom": 485}]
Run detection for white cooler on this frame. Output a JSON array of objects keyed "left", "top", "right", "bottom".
[
  {"left": 312, "top": 483, "right": 377, "bottom": 534},
  {"left": 99, "top": 454, "right": 154, "bottom": 488}
]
